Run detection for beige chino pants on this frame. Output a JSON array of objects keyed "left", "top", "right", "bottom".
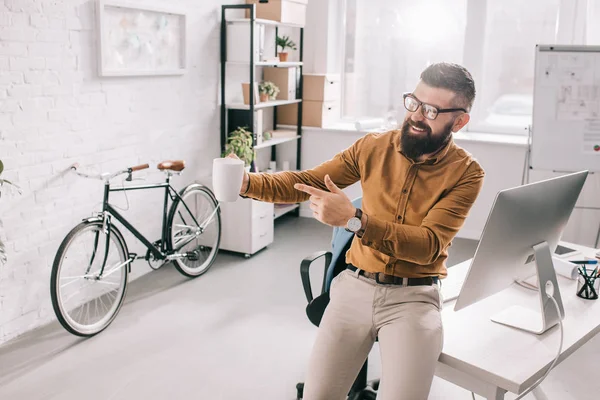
[{"left": 302, "top": 268, "right": 444, "bottom": 400}]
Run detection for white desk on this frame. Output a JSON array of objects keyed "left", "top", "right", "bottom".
[{"left": 436, "top": 242, "right": 600, "bottom": 400}]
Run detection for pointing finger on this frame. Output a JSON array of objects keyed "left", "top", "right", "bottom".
[{"left": 294, "top": 183, "right": 326, "bottom": 197}]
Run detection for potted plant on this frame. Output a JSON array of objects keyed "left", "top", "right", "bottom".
[
  {"left": 0, "top": 159, "right": 21, "bottom": 267},
  {"left": 259, "top": 81, "right": 280, "bottom": 102},
  {"left": 222, "top": 127, "right": 255, "bottom": 172},
  {"left": 276, "top": 35, "right": 297, "bottom": 62}
]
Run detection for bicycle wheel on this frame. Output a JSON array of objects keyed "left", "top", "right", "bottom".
[
  {"left": 167, "top": 184, "right": 221, "bottom": 277},
  {"left": 51, "top": 220, "right": 129, "bottom": 337}
]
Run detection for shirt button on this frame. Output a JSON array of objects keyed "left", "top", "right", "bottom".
[
  {"left": 397, "top": 216, "right": 402, "bottom": 220},
  {"left": 402, "top": 189, "right": 408, "bottom": 194}
]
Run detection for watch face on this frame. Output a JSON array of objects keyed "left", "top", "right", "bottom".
[{"left": 347, "top": 217, "right": 362, "bottom": 232}]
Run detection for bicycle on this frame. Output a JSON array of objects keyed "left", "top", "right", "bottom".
[{"left": 51, "top": 160, "right": 221, "bottom": 337}]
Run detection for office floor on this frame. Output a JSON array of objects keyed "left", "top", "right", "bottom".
[{"left": 0, "top": 216, "right": 598, "bottom": 400}]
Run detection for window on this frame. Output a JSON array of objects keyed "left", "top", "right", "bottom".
[
  {"left": 342, "top": 0, "right": 467, "bottom": 126},
  {"left": 340, "top": 0, "right": 592, "bottom": 135},
  {"left": 470, "top": 0, "right": 560, "bottom": 134}
]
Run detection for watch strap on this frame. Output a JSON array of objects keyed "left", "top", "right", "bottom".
[{"left": 354, "top": 208, "right": 363, "bottom": 219}]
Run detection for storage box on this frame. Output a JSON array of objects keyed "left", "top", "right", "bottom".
[
  {"left": 263, "top": 67, "right": 298, "bottom": 100},
  {"left": 226, "top": 23, "right": 263, "bottom": 63},
  {"left": 245, "top": 0, "right": 308, "bottom": 26},
  {"left": 278, "top": 100, "right": 339, "bottom": 127},
  {"left": 303, "top": 74, "right": 341, "bottom": 102},
  {"left": 241, "top": 82, "right": 260, "bottom": 105}
]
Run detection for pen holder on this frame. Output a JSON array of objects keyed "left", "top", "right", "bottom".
[{"left": 576, "top": 267, "right": 599, "bottom": 300}]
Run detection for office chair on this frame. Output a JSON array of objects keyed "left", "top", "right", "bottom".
[{"left": 296, "top": 197, "right": 379, "bottom": 400}]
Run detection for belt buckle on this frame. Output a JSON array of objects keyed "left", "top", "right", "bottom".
[{"left": 375, "top": 272, "right": 395, "bottom": 285}]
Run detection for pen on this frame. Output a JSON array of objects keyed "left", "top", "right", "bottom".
[
  {"left": 577, "top": 267, "right": 593, "bottom": 297},
  {"left": 590, "top": 269, "right": 598, "bottom": 298},
  {"left": 570, "top": 260, "right": 599, "bottom": 265}
]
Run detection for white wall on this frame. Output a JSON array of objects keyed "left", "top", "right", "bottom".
[
  {"left": 293, "top": 128, "right": 600, "bottom": 249},
  {"left": 0, "top": 0, "right": 239, "bottom": 345}
]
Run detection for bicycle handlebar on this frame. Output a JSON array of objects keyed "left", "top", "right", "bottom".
[
  {"left": 130, "top": 163, "right": 149, "bottom": 172},
  {"left": 71, "top": 163, "right": 149, "bottom": 181}
]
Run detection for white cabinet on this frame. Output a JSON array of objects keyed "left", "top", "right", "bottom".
[{"left": 219, "top": 197, "right": 274, "bottom": 257}]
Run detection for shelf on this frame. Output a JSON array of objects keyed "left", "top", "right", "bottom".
[
  {"left": 227, "top": 61, "right": 303, "bottom": 67},
  {"left": 227, "top": 99, "right": 301, "bottom": 110},
  {"left": 274, "top": 203, "right": 300, "bottom": 219},
  {"left": 254, "top": 134, "right": 300, "bottom": 149},
  {"left": 226, "top": 18, "right": 304, "bottom": 29}
]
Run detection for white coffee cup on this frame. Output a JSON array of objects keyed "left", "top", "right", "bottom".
[{"left": 212, "top": 157, "right": 245, "bottom": 202}]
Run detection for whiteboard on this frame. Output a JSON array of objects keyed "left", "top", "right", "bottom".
[
  {"left": 96, "top": 0, "right": 187, "bottom": 76},
  {"left": 530, "top": 44, "right": 600, "bottom": 172}
]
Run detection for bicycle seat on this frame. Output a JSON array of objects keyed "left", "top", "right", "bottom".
[{"left": 158, "top": 160, "right": 185, "bottom": 172}]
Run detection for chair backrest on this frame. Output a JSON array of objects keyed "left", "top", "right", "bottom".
[
  {"left": 304, "top": 197, "right": 362, "bottom": 326},
  {"left": 324, "top": 197, "right": 362, "bottom": 291}
]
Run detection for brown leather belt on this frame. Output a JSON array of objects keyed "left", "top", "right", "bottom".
[{"left": 347, "top": 265, "right": 438, "bottom": 286}]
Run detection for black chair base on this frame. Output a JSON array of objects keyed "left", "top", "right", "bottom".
[
  {"left": 296, "top": 380, "right": 379, "bottom": 400},
  {"left": 295, "top": 360, "right": 379, "bottom": 400}
]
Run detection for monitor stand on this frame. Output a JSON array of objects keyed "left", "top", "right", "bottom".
[{"left": 490, "top": 242, "right": 565, "bottom": 335}]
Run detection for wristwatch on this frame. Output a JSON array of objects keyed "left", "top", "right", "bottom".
[{"left": 345, "top": 208, "right": 363, "bottom": 233}]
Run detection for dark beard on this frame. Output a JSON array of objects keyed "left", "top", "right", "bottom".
[{"left": 400, "top": 119, "right": 453, "bottom": 161}]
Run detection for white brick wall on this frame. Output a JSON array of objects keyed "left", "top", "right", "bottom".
[{"left": 0, "top": 0, "right": 239, "bottom": 345}]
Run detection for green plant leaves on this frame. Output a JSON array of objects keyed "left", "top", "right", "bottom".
[
  {"left": 0, "top": 159, "right": 4, "bottom": 176},
  {"left": 259, "top": 81, "right": 280, "bottom": 98},
  {"left": 276, "top": 35, "right": 297, "bottom": 51},
  {"left": 223, "top": 127, "right": 255, "bottom": 166}
]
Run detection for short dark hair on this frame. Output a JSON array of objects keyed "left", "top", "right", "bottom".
[{"left": 420, "top": 62, "right": 476, "bottom": 112}]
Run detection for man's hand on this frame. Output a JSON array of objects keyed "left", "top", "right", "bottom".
[
  {"left": 226, "top": 153, "right": 249, "bottom": 194},
  {"left": 294, "top": 175, "right": 356, "bottom": 227}
]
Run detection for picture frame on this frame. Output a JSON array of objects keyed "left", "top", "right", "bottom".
[{"left": 96, "top": 0, "right": 187, "bottom": 77}]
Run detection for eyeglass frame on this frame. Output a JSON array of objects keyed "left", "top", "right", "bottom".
[{"left": 402, "top": 92, "right": 468, "bottom": 120}]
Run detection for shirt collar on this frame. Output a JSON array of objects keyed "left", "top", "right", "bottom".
[{"left": 393, "top": 129, "right": 455, "bottom": 165}]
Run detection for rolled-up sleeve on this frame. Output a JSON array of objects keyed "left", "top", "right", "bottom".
[{"left": 242, "top": 136, "right": 368, "bottom": 203}]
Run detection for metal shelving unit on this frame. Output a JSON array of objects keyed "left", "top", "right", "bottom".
[
  {"left": 226, "top": 99, "right": 302, "bottom": 110},
  {"left": 220, "top": 4, "right": 304, "bottom": 220}
]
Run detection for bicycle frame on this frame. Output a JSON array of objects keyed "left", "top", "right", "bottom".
[
  {"left": 101, "top": 174, "right": 202, "bottom": 261},
  {"left": 70, "top": 162, "right": 220, "bottom": 278}
]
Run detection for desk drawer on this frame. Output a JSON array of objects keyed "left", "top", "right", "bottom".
[
  {"left": 252, "top": 206, "right": 272, "bottom": 221},
  {"left": 252, "top": 218, "right": 274, "bottom": 252},
  {"left": 252, "top": 200, "right": 273, "bottom": 215}
]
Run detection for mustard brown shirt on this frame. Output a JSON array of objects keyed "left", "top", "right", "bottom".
[{"left": 242, "top": 129, "right": 485, "bottom": 279}]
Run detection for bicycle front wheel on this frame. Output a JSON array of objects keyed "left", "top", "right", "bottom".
[
  {"left": 167, "top": 184, "right": 221, "bottom": 277},
  {"left": 51, "top": 220, "right": 129, "bottom": 337}
]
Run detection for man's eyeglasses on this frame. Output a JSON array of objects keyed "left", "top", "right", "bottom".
[{"left": 402, "top": 93, "right": 467, "bottom": 120}]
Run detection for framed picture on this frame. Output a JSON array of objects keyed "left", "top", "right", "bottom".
[{"left": 96, "top": 0, "right": 187, "bottom": 76}]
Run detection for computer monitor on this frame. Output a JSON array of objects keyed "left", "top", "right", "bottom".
[{"left": 454, "top": 170, "right": 589, "bottom": 334}]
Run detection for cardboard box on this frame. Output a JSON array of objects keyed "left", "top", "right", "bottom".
[
  {"left": 242, "top": 82, "right": 260, "bottom": 105},
  {"left": 263, "top": 67, "right": 298, "bottom": 100},
  {"left": 303, "top": 74, "right": 341, "bottom": 102},
  {"left": 245, "top": 0, "right": 308, "bottom": 26},
  {"left": 278, "top": 100, "right": 339, "bottom": 127}
]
